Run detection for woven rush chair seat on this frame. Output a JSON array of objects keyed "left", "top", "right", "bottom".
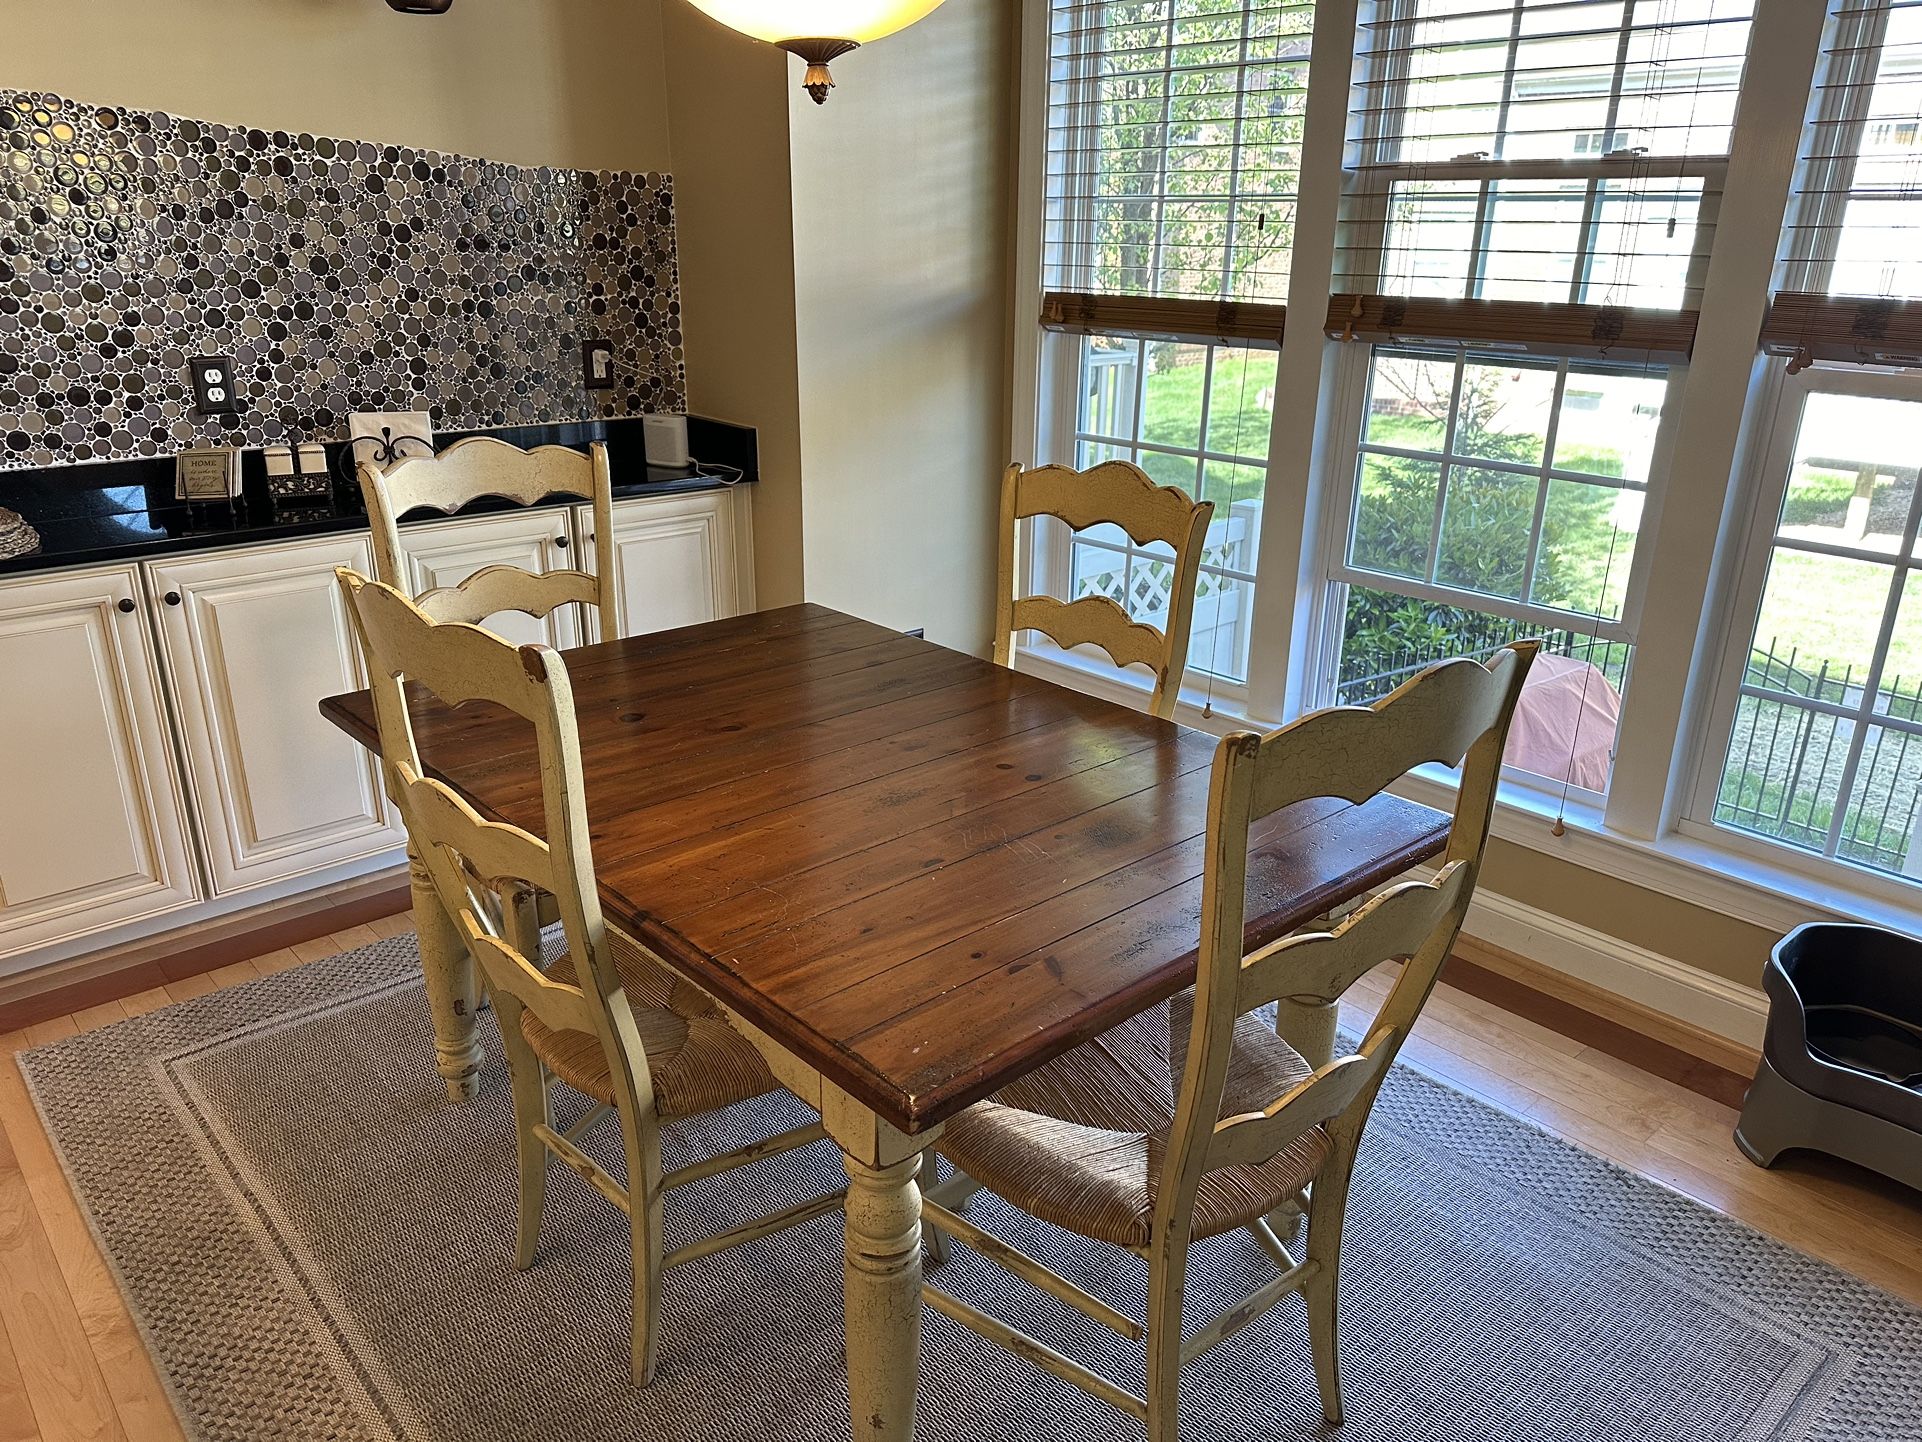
[
  {"left": 939, "top": 992, "right": 1332, "bottom": 1249},
  {"left": 524, "top": 937, "right": 779, "bottom": 1119}
]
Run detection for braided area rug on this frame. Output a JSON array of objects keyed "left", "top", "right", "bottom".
[{"left": 20, "top": 934, "right": 1922, "bottom": 1442}]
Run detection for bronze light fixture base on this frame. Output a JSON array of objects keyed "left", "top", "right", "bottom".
[{"left": 778, "top": 37, "right": 862, "bottom": 104}]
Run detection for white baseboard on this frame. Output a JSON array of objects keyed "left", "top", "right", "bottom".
[{"left": 1461, "top": 886, "right": 1770, "bottom": 1052}]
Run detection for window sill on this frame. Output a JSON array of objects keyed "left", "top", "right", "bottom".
[{"left": 1012, "top": 642, "right": 1922, "bottom": 943}]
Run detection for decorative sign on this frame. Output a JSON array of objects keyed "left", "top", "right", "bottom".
[{"left": 175, "top": 447, "right": 241, "bottom": 501}]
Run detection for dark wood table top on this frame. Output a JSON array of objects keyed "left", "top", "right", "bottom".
[{"left": 320, "top": 603, "right": 1449, "bottom": 1134}]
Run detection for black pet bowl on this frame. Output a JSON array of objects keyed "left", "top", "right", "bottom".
[{"left": 1735, "top": 922, "right": 1922, "bottom": 1192}]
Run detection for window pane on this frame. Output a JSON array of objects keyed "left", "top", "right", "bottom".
[
  {"left": 1071, "top": 541, "right": 1129, "bottom": 610},
  {"left": 1479, "top": 178, "right": 1584, "bottom": 302},
  {"left": 1455, "top": 360, "right": 1555, "bottom": 465},
  {"left": 1204, "top": 350, "right": 1276, "bottom": 458},
  {"left": 1190, "top": 571, "right": 1253, "bottom": 682},
  {"left": 1364, "top": 352, "right": 1455, "bottom": 451},
  {"left": 1078, "top": 339, "right": 1140, "bottom": 441},
  {"left": 1533, "top": 480, "right": 1640, "bottom": 621},
  {"left": 1435, "top": 467, "right": 1539, "bottom": 599},
  {"left": 1201, "top": 461, "right": 1266, "bottom": 571},
  {"left": 1140, "top": 343, "right": 1209, "bottom": 451},
  {"left": 1715, "top": 696, "right": 1854, "bottom": 854},
  {"left": 1334, "top": 583, "right": 1630, "bottom": 793},
  {"left": 1777, "top": 393, "right": 1920, "bottom": 559},
  {"left": 1380, "top": 179, "right": 1480, "bottom": 297},
  {"left": 1875, "top": 570, "right": 1922, "bottom": 717},
  {"left": 1137, "top": 447, "right": 1200, "bottom": 492},
  {"left": 1582, "top": 178, "right": 1704, "bottom": 309},
  {"left": 1837, "top": 724, "right": 1922, "bottom": 873},
  {"left": 1553, "top": 368, "right": 1666, "bottom": 480},
  {"left": 1351, "top": 454, "right": 1441, "bottom": 580},
  {"left": 1749, "top": 551, "right": 1896, "bottom": 699}
]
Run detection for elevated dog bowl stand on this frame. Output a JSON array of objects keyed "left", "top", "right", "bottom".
[{"left": 1736, "top": 922, "right": 1922, "bottom": 1193}]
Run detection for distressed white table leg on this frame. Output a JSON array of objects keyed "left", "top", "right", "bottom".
[
  {"left": 1275, "top": 995, "right": 1339, "bottom": 1070},
  {"left": 410, "top": 847, "right": 483, "bottom": 1099},
  {"left": 842, "top": 1149, "right": 925, "bottom": 1442}
]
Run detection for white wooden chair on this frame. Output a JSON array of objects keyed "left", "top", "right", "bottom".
[
  {"left": 920, "top": 642, "right": 1538, "bottom": 1439},
  {"left": 336, "top": 568, "right": 844, "bottom": 1386},
  {"left": 358, "top": 435, "right": 616, "bottom": 637},
  {"left": 995, "top": 460, "right": 1214, "bottom": 720}
]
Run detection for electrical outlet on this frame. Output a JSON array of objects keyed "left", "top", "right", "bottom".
[{"left": 188, "top": 356, "right": 240, "bottom": 416}]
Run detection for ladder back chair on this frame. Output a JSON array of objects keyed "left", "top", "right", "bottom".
[
  {"left": 335, "top": 568, "right": 843, "bottom": 1386},
  {"left": 359, "top": 435, "right": 617, "bottom": 638},
  {"left": 921, "top": 641, "right": 1538, "bottom": 1439},
  {"left": 994, "top": 460, "right": 1214, "bottom": 719}
]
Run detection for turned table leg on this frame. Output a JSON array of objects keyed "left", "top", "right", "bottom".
[
  {"left": 1275, "top": 995, "right": 1339, "bottom": 1070},
  {"left": 842, "top": 1149, "right": 925, "bottom": 1442},
  {"left": 410, "top": 847, "right": 483, "bottom": 1100}
]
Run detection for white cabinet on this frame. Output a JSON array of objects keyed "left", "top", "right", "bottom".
[
  {"left": 148, "top": 535, "right": 404, "bottom": 896},
  {"left": 0, "top": 565, "right": 200, "bottom": 961},
  {"left": 581, "top": 488, "right": 749, "bottom": 640},
  {"left": 398, "top": 508, "right": 584, "bottom": 650}
]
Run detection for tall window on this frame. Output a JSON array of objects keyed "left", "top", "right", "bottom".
[
  {"left": 1322, "top": 348, "right": 1665, "bottom": 795},
  {"left": 1702, "top": 372, "right": 1922, "bottom": 880},
  {"left": 1340, "top": 0, "right": 1756, "bottom": 308},
  {"left": 1033, "top": 0, "right": 1313, "bottom": 685}
]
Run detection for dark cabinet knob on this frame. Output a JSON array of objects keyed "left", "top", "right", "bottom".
[
  {"left": 554, "top": 534, "right": 570, "bottom": 551},
  {"left": 164, "top": 591, "right": 182, "bottom": 606},
  {"left": 117, "top": 598, "right": 137, "bottom": 613}
]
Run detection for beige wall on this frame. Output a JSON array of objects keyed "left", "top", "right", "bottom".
[
  {"left": 0, "top": 0, "right": 671, "bottom": 173},
  {"left": 662, "top": 8, "right": 807, "bottom": 609},
  {"left": 1480, "top": 838, "right": 1779, "bottom": 989},
  {"left": 787, "top": 0, "right": 1016, "bottom": 653}
]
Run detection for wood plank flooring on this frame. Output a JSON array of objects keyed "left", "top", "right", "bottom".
[{"left": 0, "top": 910, "right": 1916, "bottom": 1441}]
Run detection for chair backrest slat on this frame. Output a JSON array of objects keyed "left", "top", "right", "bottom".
[
  {"left": 1154, "top": 642, "right": 1536, "bottom": 1245},
  {"left": 360, "top": 435, "right": 617, "bottom": 639},
  {"left": 994, "top": 460, "right": 1213, "bottom": 720}
]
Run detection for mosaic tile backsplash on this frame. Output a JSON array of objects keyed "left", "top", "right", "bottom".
[{"left": 0, "top": 89, "right": 685, "bottom": 471}]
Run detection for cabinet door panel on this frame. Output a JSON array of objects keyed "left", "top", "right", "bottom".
[
  {"left": 0, "top": 565, "right": 198, "bottom": 959},
  {"left": 399, "top": 509, "right": 583, "bottom": 650},
  {"left": 587, "top": 491, "right": 743, "bottom": 641},
  {"left": 151, "top": 536, "right": 403, "bottom": 894}
]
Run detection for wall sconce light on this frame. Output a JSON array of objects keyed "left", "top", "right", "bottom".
[
  {"left": 385, "top": 0, "right": 454, "bottom": 12},
  {"left": 681, "top": 1, "right": 948, "bottom": 103}
]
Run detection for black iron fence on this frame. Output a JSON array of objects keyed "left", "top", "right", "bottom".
[{"left": 1335, "top": 613, "right": 1628, "bottom": 708}]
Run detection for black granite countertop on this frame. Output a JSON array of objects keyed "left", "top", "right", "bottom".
[{"left": 0, "top": 415, "right": 756, "bottom": 579}]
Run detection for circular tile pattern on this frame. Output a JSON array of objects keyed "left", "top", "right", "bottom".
[{"left": 0, "top": 90, "right": 686, "bottom": 469}]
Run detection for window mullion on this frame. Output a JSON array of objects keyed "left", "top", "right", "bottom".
[
  {"left": 1423, "top": 356, "right": 1467, "bottom": 584},
  {"left": 1517, "top": 364, "right": 1568, "bottom": 604}
]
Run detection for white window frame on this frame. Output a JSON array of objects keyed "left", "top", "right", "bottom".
[
  {"left": 1307, "top": 339, "right": 1684, "bottom": 806},
  {"left": 1682, "top": 361, "right": 1922, "bottom": 904}
]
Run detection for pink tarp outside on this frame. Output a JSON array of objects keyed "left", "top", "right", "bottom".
[{"left": 1503, "top": 650, "right": 1623, "bottom": 792}]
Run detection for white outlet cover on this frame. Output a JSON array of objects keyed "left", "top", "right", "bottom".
[{"left": 349, "top": 411, "right": 435, "bottom": 466}]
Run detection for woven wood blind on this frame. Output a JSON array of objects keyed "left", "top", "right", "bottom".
[
  {"left": 1043, "top": 0, "right": 1313, "bottom": 310},
  {"left": 1325, "top": 293, "right": 1697, "bottom": 361},
  {"left": 1332, "top": 0, "right": 1751, "bottom": 354},
  {"left": 1040, "top": 290, "right": 1287, "bottom": 347}
]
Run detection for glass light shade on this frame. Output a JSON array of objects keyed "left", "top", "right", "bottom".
[
  {"left": 683, "top": 0, "right": 948, "bottom": 102},
  {"left": 682, "top": 1, "right": 946, "bottom": 44}
]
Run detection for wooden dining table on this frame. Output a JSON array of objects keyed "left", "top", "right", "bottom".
[{"left": 319, "top": 601, "right": 1449, "bottom": 1441}]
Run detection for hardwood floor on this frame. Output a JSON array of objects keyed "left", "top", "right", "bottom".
[{"left": 0, "top": 912, "right": 1916, "bottom": 1441}]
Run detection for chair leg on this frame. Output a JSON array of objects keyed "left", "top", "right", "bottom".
[
  {"left": 1144, "top": 1244, "right": 1188, "bottom": 1442},
  {"left": 611, "top": 1094, "right": 666, "bottom": 1387},
  {"left": 1303, "top": 1155, "right": 1356, "bottom": 1428},
  {"left": 494, "top": 998, "right": 549, "bottom": 1271}
]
